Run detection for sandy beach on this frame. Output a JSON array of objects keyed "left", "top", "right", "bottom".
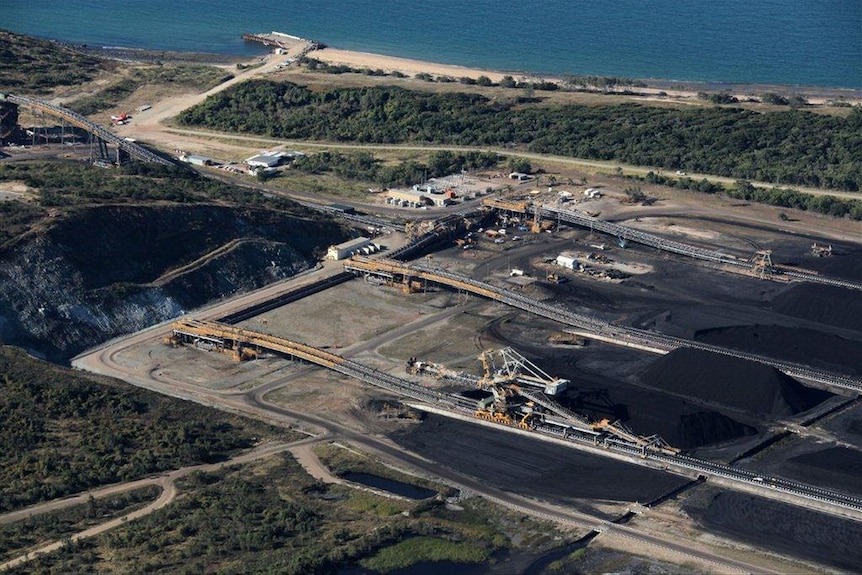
[
  {"left": 307, "top": 44, "right": 861, "bottom": 106},
  {"left": 313, "top": 47, "right": 511, "bottom": 83}
]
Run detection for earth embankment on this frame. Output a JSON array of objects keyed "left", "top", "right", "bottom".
[{"left": 0, "top": 204, "right": 350, "bottom": 361}]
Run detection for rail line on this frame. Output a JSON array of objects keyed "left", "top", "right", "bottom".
[
  {"left": 539, "top": 204, "right": 861, "bottom": 291},
  {"left": 169, "top": 318, "right": 862, "bottom": 517},
  {"left": 484, "top": 200, "right": 861, "bottom": 291},
  {"left": 343, "top": 256, "right": 862, "bottom": 393},
  {"left": 4, "top": 94, "right": 174, "bottom": 166}
]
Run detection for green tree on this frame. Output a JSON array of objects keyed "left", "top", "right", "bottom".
[{"left": 508, "top": 157, "right": 532, "bottom": 174}]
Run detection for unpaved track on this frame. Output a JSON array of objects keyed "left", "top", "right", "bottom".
[
  {"left": 0, "top": 438, "right": 320, "bottom": 571},
  {"left": 67, "top": 299, "right": 788, "bottom": 574}
]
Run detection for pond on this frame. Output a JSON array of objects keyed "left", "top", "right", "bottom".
[{"left": 341, "top": 472, "right": 436, "bottom": 500}]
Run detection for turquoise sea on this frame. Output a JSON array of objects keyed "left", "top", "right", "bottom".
[{"left": 1, "top": 0, "right": 860, "bottom": 88}]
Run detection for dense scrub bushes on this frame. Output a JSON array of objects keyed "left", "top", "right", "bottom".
[{"left": 178, "top": 81, "right": 862, "bottom": 192}]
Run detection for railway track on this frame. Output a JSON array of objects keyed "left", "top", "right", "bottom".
[
  {"left": 344, "top": 257, "right": 862, "bottom": 393},
  {"left": 171, "top": 319, "right": 862, "bottom": 517}
]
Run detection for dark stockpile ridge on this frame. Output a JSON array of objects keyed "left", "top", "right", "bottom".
[
  {"left": 553, "top": 382, "right": 757, "bottom": 451},
  {"left": 694, "top": 324, "right": 862, "bottom": 375},
  {"left": 486, "top": 319, "right": 758, "bottom": 450},
  {"left": 778, "top": 446, "right": 862, "bottom": 496},
  {"left": 771, "top": 283, "right": 862, "bottom": 332},
  {"left": 392, "top": 414, "right": 688, "bottom": 508},
  {"left": 805, "top": 250, "right": 862, "bottom": 283},
  {"left": 683, "top": 490, "right": 862, "bottom": 571},
  {"left": 640, "top": 348, "right": 832, "bottom": 417}
]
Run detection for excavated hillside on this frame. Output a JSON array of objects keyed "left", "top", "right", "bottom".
[{"left": 0, "top": 164, "right": 352, "bottom": 361}]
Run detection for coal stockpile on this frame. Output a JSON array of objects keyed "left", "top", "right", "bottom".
[
  {"left": 640, "top": 348, "right": 833, "bottom": 417},
  {"left": 770, "top": 283, "right": 862, "bottom": 332},
  {"left": 777, "top": 446, "right": 862, "bottom": 496},
  {"left": 391, "top": 414, "right": 688, "bottom": 508},
  {"left": 694, "top": 324, "right": 862, "bottom": 374},
  {"left": 553, "top": 380, "right": 757, "bottom": 450},
  {"left": 684, "top": 490, "right": 862, "bottom": 571},
  {"left": 486, "top": 323, "right": 758, "bottom": 450},
  {"left": 805, "top": 249, "right": 862, "bottom": 283}
]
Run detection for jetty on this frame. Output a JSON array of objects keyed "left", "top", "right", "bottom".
[{"left": 242, "top": 31, "right": 323, "bottom": 53}]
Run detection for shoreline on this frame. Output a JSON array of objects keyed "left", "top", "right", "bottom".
[
  {"left": 54, "top": 31, "right": 862, "bottom": 104},
  {"left": 304, "top": 45, "right": 861, "bottom": 106}
]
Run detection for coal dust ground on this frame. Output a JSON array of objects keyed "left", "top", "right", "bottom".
[
  {"left": 392, "top": 413, "right": 689, "bottom": 513},
  {"left": 683, "top": 487, "right": 862, "bottom": 571},
  {"left": 414, "top": 216, "right": 862, "bottom": 570}
]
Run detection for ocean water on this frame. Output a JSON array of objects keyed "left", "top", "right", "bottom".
[{"left": 1, "top": 0, "right": 859, "bottom": 88}]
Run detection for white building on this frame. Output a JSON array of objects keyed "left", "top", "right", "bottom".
[
  {"left": 327, "top": 237, "right": 373, "bottom": 260},
  {"left": 386, "top": 188, "right": 452, "bottom": 208},
  {"left": 246, "top": 153, "right": 283, "bottom": 168},
  {"left": 556, "top": 253, "right": 577, "bottom": 269},
  {"left": 183, "top": 154, "right": 212, "bottom": 166}
]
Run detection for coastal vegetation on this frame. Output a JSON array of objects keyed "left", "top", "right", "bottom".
[
  {"left": 0, "top": 30, "right": 116, "bottom": 94},
  {"left": 177, "top": 81, "right": 862, "bottom": 193},
  {"left": 631, "top": 172, "right": 862, "bottom": 220},
  {"left": 68, "top": 65, "right": 234, "bottom": 116},
  {"left": 299, "top": 56, "right": 647, "bottom": 94},
  {"left": 0, "top": 160, "right": 334, "bottom": 246},
  {"left": 8, "top": 450, "right": 560, "bottom": 574},
  {"left": 0, "top": 346, "right": 280, "bottom": 513},
  {"left": 0, "top": 160, "right": 351, "bottom": 271}
]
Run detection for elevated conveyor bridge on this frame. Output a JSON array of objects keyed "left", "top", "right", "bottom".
[
  {"left": 173, "top": 317, "right": 862, "bottom": 516},
  {"left": 344, "top": 256, "right": 862, "bottom": 394},
  {"left": 4, "top": 94, "right": 174, "bottom": 166},
  {"left": 170, "top": 318, "right": 455, "bottom": 406}
]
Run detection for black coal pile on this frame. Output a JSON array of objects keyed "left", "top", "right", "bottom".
[
  {"left": 770, "top": 283, "right": 862, "bottom": 331},
  {"left": 778, "top": 446, "right": 862, "bottom": 496},
  {"left": 684, "top": 490, "right": 862, "bottom": 571},
  {"left": 555, "top": 385, "right": 757, "bottom": 451},
  {"left": 392, "top": 414, "right": 688, "bottom": 506},
  {"left": 640, "top": 348, "right": 832, "bottom": 417},
  {"left": 772, "top": 284, "right": 862, "bottom": 331},
  {"left": 805, "top": 249, "right": 862, "bottom": 283},
  {"left": 694, "top": 324, "right": 861, "bottom": 374}
]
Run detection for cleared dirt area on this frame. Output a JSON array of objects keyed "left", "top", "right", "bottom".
[{"left": 96, "top": 172, "right": 862, "bottom": 572}]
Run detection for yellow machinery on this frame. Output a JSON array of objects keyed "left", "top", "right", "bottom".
[
  {"left": 169, "top": 318, "right": 345, "bottom": 368},
  {"left": 481, "top": 197, "right": 530, "bottom": 213}
]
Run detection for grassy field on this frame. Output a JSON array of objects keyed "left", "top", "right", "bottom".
[
  {"left": 68, "top": 65, "right": 234, "bottom": 116},
  {"left": 0, "top": 31, "right": 117, "bottom": 94}
]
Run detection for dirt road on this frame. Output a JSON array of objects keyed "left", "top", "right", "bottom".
[
  {"left": 0, "top": 439, "right": 319, "bottom": 571},
  {"left": 67, "top": 290, "right": 787, "bottom": 574}
]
